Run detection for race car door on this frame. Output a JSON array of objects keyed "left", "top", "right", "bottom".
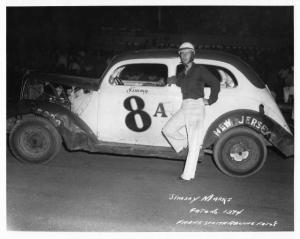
[{"left": 97, "top": 59, "right": 182, "bottom": 147}]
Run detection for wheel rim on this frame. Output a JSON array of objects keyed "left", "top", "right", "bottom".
[
  {"left": 220, "top": 135, "right": 262, "bottom": 175},
  {"left": 229, "top": 142, "right": 251, "bottom": 163},
  {"left": 18, "top": 126, "right": 51, "bottom": 160}
]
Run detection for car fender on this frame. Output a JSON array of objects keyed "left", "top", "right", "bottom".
[
  {"left": 9, "top": 100, "right": 98, "bottom": 151},
  {"left": 203, "top": 109, "right": 294, "bottom": 157}
]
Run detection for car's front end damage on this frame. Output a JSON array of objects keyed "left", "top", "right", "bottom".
[
  {"left": 20, "top": 70, "right": 100, "bottom": 106},
  {"left": 8, "top": 70, "right": 98, "bottom": 120},
  {"left": 7, "top": 70, "right": 101, "bottom": 151}
]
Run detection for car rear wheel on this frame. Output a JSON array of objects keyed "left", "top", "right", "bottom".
[
  {"left": 9, "top": 116, "right": 62, "bottom": 164},
  {"left": 213, "top": 126, "right": 267, "bottom": 177}
]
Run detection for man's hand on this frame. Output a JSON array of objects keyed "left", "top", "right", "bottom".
[
  {"left": 204, "top": 98, "right": 209, "bottom": 105},
  {"left": 167, "top": 76, "right": 177, "bottom": 86}
]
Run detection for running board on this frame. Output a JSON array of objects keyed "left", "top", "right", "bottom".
[{"left": 92, "top": 141, "right": 212, "bottom": 160}]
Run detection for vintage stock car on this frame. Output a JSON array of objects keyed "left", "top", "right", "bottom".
[{"left": 7, "top": 49, "right": 294, "bottom": 177}]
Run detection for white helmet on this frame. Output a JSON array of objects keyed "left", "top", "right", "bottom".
[{"left": 178, "top": 42, "right": 195, "bottom": 54}]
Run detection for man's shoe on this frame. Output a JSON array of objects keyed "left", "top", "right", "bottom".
[{"left": 177, "top": 176, "right": 194, "bottom": 181}]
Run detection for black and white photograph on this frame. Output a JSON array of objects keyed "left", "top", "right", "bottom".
[{"left": 3, "top": 0, "right": 297, "bottom": 235}]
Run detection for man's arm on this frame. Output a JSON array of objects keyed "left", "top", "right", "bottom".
[
  {"left": 167, "top": 76, "right": 177, "bottom": 85},
  {"left": 167, "top": 75, "right": 181, "bottom": 86},
  {"left": 200, "top": 66, "right": 220, "bottom": 105}
]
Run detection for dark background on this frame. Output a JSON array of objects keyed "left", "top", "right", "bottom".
[{"left": 6, "top": 6, "right": 294, "bottom": 104}]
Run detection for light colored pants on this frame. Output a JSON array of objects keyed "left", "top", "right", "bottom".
[{"left": 162, "top": 98, "right": 205, "bottom": 180}]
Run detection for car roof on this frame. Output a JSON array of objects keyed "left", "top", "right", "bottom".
[
  {"left": 112, "top": 48, "right": 242, "bottom": 63},
  {"left": 105, "top": 49, "right": 265, "bottom": 89}
]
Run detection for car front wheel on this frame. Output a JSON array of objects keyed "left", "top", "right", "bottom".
[
  {"left": 9, "top": 116, "right": 62, "bottom": 164},
  {"left": 213, "top": 126, "right": 267, "bottom": 177}
]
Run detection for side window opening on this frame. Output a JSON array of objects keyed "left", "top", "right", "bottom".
[
  {"left": 176, "top": 64, "right": 238, "bottom": 88},
  {"left": 110, "top": 63, "right": 168, "bottom": 87}
]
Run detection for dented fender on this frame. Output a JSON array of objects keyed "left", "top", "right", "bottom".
[
  {"left": 203, "top": 109, "right": 294, "bottom": 157},
  {"left": 9, "top": 100, "right": 98, "bottom": 151}
]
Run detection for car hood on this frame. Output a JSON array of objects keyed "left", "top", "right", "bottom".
[{"left": 27, "top": 71, "right": 100, "bottom": 91}]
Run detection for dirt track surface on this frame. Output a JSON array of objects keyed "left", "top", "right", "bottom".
[{"left": 7, "top": 147, "right": 293, "bottom": 231}]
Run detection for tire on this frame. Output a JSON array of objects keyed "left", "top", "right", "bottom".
[
  {"left": 213, "top": 126, "right": 267, "bottom": 177},
  {"left": 9, "top": 116, "right": 62, "bottom": 164}
]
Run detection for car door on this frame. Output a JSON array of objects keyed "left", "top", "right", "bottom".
[{"left": 97, "top": 59, "right": 182, "bottom": 147}]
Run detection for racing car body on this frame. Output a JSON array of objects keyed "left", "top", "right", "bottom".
[{"left": 8, "top": 49, "right": 294, "bottom": 177}]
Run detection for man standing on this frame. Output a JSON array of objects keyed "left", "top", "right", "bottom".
[{"left": 162, "top": 42, "right": 220, "bottom": 181}]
